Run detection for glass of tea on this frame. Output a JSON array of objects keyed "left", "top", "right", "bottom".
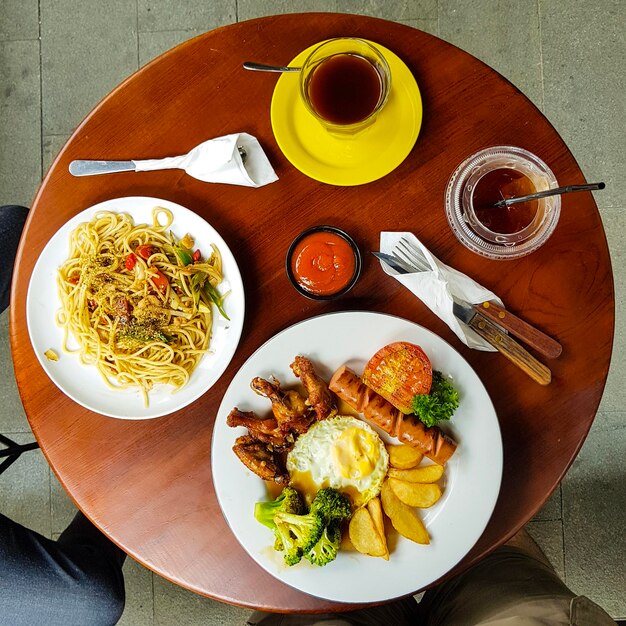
[
  {"left": 299, "top": 38, "right": 391, "bottom": 135},
  {"left": 445, "top": 146, "right": 561, "bottom": 259}
]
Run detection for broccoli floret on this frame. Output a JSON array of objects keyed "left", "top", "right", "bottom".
[
  {"left": 310, "top": 488, "right": 352, "bottom": 524},
  {"left": 273, "top": 517, "right": 306, "bottom": 566},
  {"left": 274, "top": 510, "right": 325, "bottom": 555},
  {"left": 305, "top": 521, "right": 342, "bottom": 567},
  {"left": 412, "top": 370, "right": 460, "bottom": 428},
  {"left": 254, "top": 486, "right": 304, "bottom": 530},
  {"left": 263, "top": 488, "right": 351, "bottom": 567}
]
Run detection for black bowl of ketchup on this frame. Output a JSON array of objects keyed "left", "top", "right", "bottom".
[{"left": 286, "top": 226, "right": 362, "bottom": 300}]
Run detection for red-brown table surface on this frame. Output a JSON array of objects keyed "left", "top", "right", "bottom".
[{"left": 10, "top": 13, "right": 614, "bottom": 612}]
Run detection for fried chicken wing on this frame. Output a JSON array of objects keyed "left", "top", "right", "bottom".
[
  {"left": 226, "top": 408, "right": 293, "bottom": 448},
  {"left": 226, "top": 407, "right": 278, "bottom": 433},
  {"left": 290, "top": 356, "right": 337, "bottom": 421},
  {"left": 228, "top": 360, "right": 336, "bottom": 480},
  {"left": 250, "top": 377, "right": 314, "bottom": 433},
  {"left": 232, "top": 435, "right": 289, "bottom": 484}
]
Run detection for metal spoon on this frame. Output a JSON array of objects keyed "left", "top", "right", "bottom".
[
  {"left": 242, "top": 61, "right": 301, "bottom": 73},
  {"left": 69, "top": 145, "right": 247, "bottom": 179},
  {"left": 492, "top": 182, "right": 605, "bottom": 208}
]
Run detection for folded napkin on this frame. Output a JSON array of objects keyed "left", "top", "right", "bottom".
[
  {"left": 379, "top": 232, "right": 503, "bottom": 351},
  {"left": 134, "top": 133, "right": 278, "bottom": 188}
]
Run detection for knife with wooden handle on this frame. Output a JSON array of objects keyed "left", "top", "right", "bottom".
[
  {"left": 372, "top": 252, "right": 553, "bottom": 385},
  {"left": 474, "top": 300, "right": 562, "bottom": 359},
  {"left": 466, "top": 314, "right": 552, "bottom": 385},
  {"left": 453, "top": 301, "right": 552, "bottom": 385}
]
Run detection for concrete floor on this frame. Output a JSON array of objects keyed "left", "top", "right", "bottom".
[{"left": 1, "top": 1, "right": 624, "bottom": 623}]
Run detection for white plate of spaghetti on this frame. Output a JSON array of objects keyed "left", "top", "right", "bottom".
[{"left": 27, "top": 196, "right": 245, "bottom": 419}]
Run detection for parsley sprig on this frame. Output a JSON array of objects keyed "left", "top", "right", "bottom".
[{"left": 411, "top": 371, "right": 460, "bottom": 428}]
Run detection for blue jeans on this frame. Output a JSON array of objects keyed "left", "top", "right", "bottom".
[
  {"left": 0, "top": 512, "right": 126, "bottom": 625},
  {"left": 0, "top": 204, "right": 28, "bottom": 314},
  {"left": 1, "top": 205, "right": 126, "bottom": 624}
]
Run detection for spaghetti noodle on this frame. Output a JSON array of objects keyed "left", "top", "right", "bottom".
[{"left": 56, "top": 207, "right": 228, "bottom": 406}]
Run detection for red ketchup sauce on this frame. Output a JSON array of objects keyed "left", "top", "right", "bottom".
[{"left": 291, "top": 231, "right": 356, "bottom": 296}]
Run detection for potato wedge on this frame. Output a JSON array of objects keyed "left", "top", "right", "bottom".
[
  {"left": 388, "top": 478, "right": 442, "bottom": 508},
  {"left": 349, "top": 506, "right": 387, "bottom": 557},
  {"left": 387, "top": 464, "right": 444, "bottom": 483},
  {"left": 386, "top": 444, "right": 424, "bottom": 469},
  {"left": 381, "top": 480, "right": 430, "bottom": 545},
  {"left": 367, "top": 497, "right": 389, "bottom": 560}
]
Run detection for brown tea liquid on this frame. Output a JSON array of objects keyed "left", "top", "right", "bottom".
[
  {"left": 472, "top": 168, "right": 538, "bottom": 234},
  {"left": 308, "top": 53, "right": 382, "bottom": 125}
]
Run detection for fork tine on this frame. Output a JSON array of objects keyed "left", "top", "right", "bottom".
[
  {"left": 398, "top": 237, "right": 425, "bottom": 262},
  {"left": 394, "top": 247, "right": 417, "bottom": 268},
  {"left": 395, "top": 238, "right": 431, "bottom": 272},
  {"left": 393, "top": 241, "right": 417, "bottom": 267},
  {"left": 392, "top": 245, "right": 427, "bottom": 273},
  {"left": 402, "top": 238, "right": 431, "bottom": 269},
  {"left": 397, "top": 239, "right": 418, "bottom": 262}
]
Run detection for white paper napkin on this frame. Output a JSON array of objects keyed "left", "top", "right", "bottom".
[
  {"left": 380, "top": 232, "right": 503, "bottom": 351},
  {"left": 133, "top": 133, "right": 278, "bottom": 188}
]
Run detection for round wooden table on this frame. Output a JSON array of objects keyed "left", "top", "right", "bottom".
[{"left": 10, "top": 13, "right": 614, "bottom": 612}]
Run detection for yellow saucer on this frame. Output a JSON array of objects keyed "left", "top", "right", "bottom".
[{"left": 271, "top": 41, "right": 423, "bottom": 186}]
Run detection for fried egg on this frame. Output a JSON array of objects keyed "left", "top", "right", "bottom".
[{"left": 287, "top": 415, "right": 389, "bottom": 507}]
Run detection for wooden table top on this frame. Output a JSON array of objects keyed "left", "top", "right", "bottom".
[{"left": 10, "top": 13, "right": 614, "bottom": 612}]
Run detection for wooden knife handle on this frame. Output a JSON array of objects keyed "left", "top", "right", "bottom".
[
  {"left": 468, "top": 316, "right": 552, "bottom": 385},
  {"left": 474, "top": 301, "right": 563, "bottom": 359}
]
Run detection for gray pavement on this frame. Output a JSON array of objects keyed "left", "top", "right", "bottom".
[{"left": 1, "top": 1, "right": 624, "bottom": 623}]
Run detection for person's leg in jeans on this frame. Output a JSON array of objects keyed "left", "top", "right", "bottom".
[
  {"left": 0, "top": 513, "right": 126, "bottom": 626},
  {"left": 1, "top": 205, "right": 126, "bottom": 624},
  {"left": 0, "top": 204, "right": 29, "bottom": 312}
]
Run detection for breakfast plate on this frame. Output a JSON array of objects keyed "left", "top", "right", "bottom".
[
  {"left": 26, "top": 196, "right": 245, "bottom": 420},
  {"left": 212, "top": 311, "right": 502, "bottom": 603},
  {"left": 271, "top": 41, "right": 423, "bottom": 186}
]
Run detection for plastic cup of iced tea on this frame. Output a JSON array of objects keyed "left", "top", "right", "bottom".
[
  {"left": 299, "top": 38, "right": 391, "bottom": 135},
  {"left": 445, "top": 146, "right": 561, "bottom": 260}
]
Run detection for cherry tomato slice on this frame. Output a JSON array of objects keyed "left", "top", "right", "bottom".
[
  {"left": 125, "top": 253, "right": 137, "bottom": 271},
  {"left": 135, "top": 245, "right": 158, "bottom": 260}
]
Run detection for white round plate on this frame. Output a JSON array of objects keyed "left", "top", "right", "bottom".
[
  {"left": 26, "top": 196, "right": 245, "bottom": 420},
  {"left": 212, "top": 311, "right": 502, "bottom": 603}
]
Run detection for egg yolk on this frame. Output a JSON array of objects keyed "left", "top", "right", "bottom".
[{"left": 332, "top": 427, "right": 378, "bottom": 480}]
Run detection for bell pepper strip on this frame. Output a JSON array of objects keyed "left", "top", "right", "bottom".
[
  {"left": 149, "top": 268, "right": 169, "bottom": 293},
  {"left": 174, "top": 246, "right": 193, "bottom": 266},
  {"left": 125, "top": 253, "right": 137, "bottom": 271},
  {"left": 180, "top": 233, "right": 195, "bottom": 250}
]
